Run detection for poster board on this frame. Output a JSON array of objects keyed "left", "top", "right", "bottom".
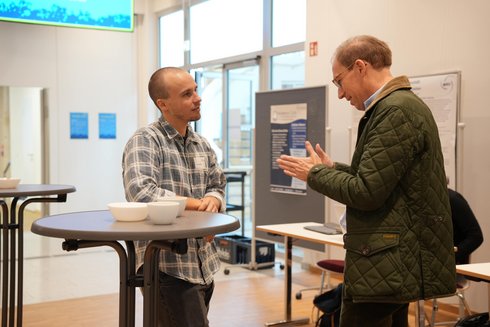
[{"left": 254, "top": 86, "right": 327, "bottom": 251}]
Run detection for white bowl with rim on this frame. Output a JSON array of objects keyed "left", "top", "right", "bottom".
[
  {"left": 156, "top": 196, "right": 188, "bottom": 216},
  {"left": 147, "top": 201, "right": 180, "bottom": 225},
  {"left": 0, "top": 178, "right": 21, "bottom": 189},
  {"left": 107, "top": 202, "right": 148, "bottom": 222}
]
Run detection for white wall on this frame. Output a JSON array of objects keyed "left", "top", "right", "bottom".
[
  {"left": 0, "top": 21, "right": 138, "bottom": 213},
  {"left": 306, "top": 0, "right": 490, "bottom": 312}
]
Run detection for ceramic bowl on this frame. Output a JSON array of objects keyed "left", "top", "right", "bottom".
[
  {"left": 107, "top": 202, "right": 148, "bottom": 222},
  {"left": 0, "top": 178, "right": 21, "bottom": 189},
  {"left": 156, "top": 196, "right": 188, "bottom": 216},
  {"left": 147, "top": 201, "right": 180, "bottom": 225}
]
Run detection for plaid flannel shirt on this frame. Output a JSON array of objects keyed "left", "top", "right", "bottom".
[{"left": 122, "top": 118, "right": 226, "bottom": 285}]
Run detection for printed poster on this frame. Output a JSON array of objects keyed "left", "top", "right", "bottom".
[{"left": 270, "top": 103, "right": 307, "bottom": 195}]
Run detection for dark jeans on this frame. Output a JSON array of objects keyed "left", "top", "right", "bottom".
[
  {"left": 340, "top": 295, "right": 409, "bottom": 327},
  {"left": 156, "top": 272, "right": 214, "bottom": 327}
]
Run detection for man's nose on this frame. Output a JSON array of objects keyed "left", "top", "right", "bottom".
[{"left": 337, "top": 87, "right": 345, "bottom": 99}]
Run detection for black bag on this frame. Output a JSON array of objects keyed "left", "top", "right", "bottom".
[
  {"left": 454, "top": 312, "right": 490, "bottom": 326},
  {"left": 313, "top": 283, "right": 343, "bottom": 327}
]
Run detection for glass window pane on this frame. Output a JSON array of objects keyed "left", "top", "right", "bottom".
[
  {"left": 227, "top": 65, "right": 259, "bottom": 167},
  {"left": 271, "top": 51, "right": 305, "bottom": 90},
  {"left": 272, "top": 0, "right": 306, "bottom": 47},
  {"left": 190, "top": 0, "right": 262, "bottom": 64},
  {"left": 192, "top": 67, "right": 224, "bottom": 165},
  {"left": 159, "top": 10, "right": 184, "bottom": 67}
]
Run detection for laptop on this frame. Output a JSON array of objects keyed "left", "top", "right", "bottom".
[{"left": 304, "top": 222, "right": 343, "bottom": 235}]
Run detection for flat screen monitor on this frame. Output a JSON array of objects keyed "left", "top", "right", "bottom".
[{"left": 0, "top": 0, "right": 134, "bottom": 32}]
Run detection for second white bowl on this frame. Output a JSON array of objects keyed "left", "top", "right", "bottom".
[
  {"left": 147, "top": 201, "right": 180, "bottom": 225},
  {"left": 156, "top": 196, "right": 188, "bottom": 216}
]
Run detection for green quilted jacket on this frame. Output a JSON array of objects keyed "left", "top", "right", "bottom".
[{"left": 307, "top": 76, "right": 456, "bottom": 303}]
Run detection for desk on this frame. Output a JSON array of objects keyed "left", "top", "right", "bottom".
[
  {"left": 31, "top": 210, "right": 240, "bottom": 327},
  {"left": 0, "top": 184, "right": 75, "bottom": 327},
  {"left": 256, "top": 222, "right": 343, "bottom": 326},
  {"left": 456, "top": 263, "right": 490, "bottom": 317},
  {"left": 256, "top": 222, "right": 428, "bottom": 327}
]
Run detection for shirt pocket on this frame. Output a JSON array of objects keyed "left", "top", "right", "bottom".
[{"left": 343, "top": 230, "right": 403, "bottom": 297}]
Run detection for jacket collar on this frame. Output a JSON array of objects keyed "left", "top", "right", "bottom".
[{"left": 365, "top": 76, "right": 412, "bottom": 112}]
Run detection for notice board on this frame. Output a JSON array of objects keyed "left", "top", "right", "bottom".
[{"left": 254, "top": 86, "right": 327, "bottom": 251}]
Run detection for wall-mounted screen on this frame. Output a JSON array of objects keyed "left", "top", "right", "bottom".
[{"left": 0, "top": 0, "right": 134, "bottom": 32}]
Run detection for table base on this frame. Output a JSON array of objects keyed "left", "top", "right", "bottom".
[{"left": 264, "top": 317, "right": 310, "bottom": 326}]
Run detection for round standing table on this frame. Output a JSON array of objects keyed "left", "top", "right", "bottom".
[
  {"left": 0, "top": 184, "right": 76, "bottom": 327},
  {"left": 31, "top": 209, "right": 240, "bottom": 327}
]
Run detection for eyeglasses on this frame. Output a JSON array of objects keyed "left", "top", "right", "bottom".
[{"left": 332, "top": 60, "right": 357, "bottom": 88}]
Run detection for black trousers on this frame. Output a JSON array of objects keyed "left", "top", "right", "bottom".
[
  {"left": 156, "top": 272, "right": 214, "bottom": 327},
  {"left": 340, "top": 295, "right": 409, "bottom": 327}
]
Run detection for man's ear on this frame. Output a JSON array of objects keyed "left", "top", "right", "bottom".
[{"left": 156, "top": 98, "right": 167, "bottom": 113}]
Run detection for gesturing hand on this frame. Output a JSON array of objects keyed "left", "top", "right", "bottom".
[{"left": 276, "top": 141, "right": 333, "bottom": 181}]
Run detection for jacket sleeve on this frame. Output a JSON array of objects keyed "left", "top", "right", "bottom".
[{"left": 307, "top": 105, "right": 424, "bottom": 210}]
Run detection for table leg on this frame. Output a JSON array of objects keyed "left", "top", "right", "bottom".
[
  {"left": 125, "top": 241, "right": 137, "bottom": 327},
  {"left": 13, "top": 194, "right": 68, "bottom": 327},
  {"left": 264, "top": 236, "right": 309, "bottom": 327},
  {"left": 1, "top": 201, "right": 8, "bottom": 327},
  {"left": 9, "top": 198, "right": 18, "bottom": 327},
  {"left": 415, "top": 300, "right": 426, "bottom": 327},
  {"left": 62, "top": 240, "right": 130, "bottom": 327},
  {"left": 488, "top": 284, "right": 490, "bottom": 316}
]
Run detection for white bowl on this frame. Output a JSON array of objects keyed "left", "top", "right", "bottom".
[
  {"left": 147, "top": 201, "right": 179, "bottom": 225},
  {"left": 157, "top": 196, "right": 188, "bottom": 216},
  {"left": 107, "top": 202, "right": 148, "bottom": 222},
  {"left": 0, "top": 178, "right": 21, "bottom": 189}
]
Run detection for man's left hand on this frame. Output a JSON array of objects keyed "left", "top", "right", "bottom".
[{"left": 198, "top": 196, "right": 220, "bottom": 212}]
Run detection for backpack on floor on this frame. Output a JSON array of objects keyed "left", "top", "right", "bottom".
[
  {"left": 313, "top": 283, "right": 342, "bottom": 327},
  {"left": 454, "top": 312, "right": 490, "bottom": 327}
]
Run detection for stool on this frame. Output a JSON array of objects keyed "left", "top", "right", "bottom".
[
  {"left": 428, "top": 275, "right": 472, "bottom": 326},
  {"left": 295, "top": 259, "right": 345, "bottom": 300}
]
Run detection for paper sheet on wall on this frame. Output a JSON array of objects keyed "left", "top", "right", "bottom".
[
  {"left": 270, "top": 103, "right": 307, "bottom": 195},
  {"left": 409, "top": 73, "right": 458, "bottom": 188}
]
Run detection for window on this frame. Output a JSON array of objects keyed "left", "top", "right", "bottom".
[
  {"left": 159, "top": 10, "right": 184, "bottom": 67},
  {"left": 190, "top": 0, "right": 262, "bottom": 63},
  {"left": 272, "top": 0, "right": 306, "bottom": 47},
  {"left": 271, "top": 51, "right": 305, "bottom": 89},
  {"left": 158, "top": 0, "right": 306, "bottom": 238}
]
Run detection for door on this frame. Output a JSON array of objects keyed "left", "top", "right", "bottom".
[{"left": 194, "top": 62, "right": 259, "bottom": 237}]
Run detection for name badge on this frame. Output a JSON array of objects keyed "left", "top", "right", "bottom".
[{"left": 194, "top": 157, "right": 206, "bottom": 170}]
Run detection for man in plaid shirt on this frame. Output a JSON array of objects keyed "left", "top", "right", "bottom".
[{"left": 122, "top": 67, "right": 226, "bottom": 327}]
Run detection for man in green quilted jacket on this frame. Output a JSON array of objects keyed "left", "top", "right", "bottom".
[{"left": 277, "top": 35, "right": 456, "bottom": 327}]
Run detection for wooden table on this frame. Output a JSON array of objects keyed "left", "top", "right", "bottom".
[
  {"left": 456, "top": 262, "right": 490, "bottom": 318},
  {"left": 31, "top": 209, "right": 240, "bottom": 327},
  {"left": 0, "top": 184, "right": 75, "bottom": 327}
]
